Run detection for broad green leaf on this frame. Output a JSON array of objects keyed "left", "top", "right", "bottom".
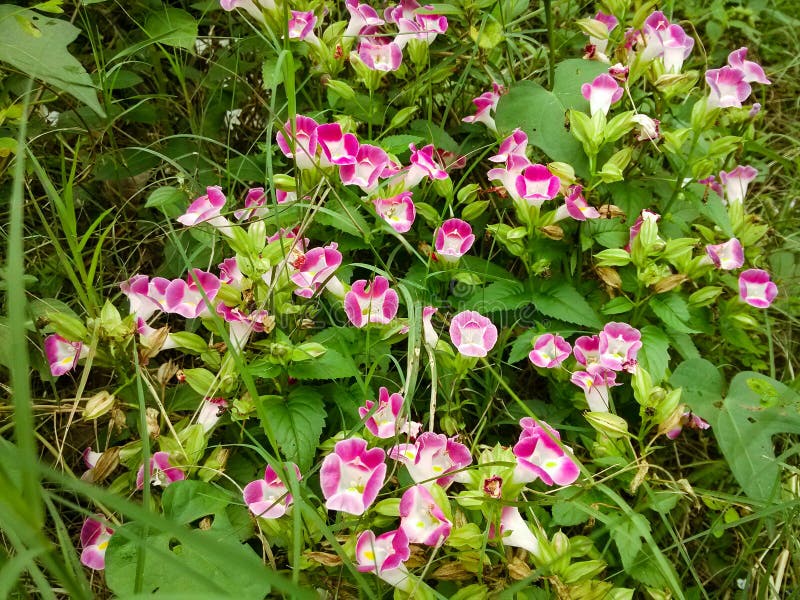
[
  {"left": 670, "top": 358, "right": 724, "bottom": 417},
  {"left": 314, "top": 198, "right": 370, "bottom": 239},
  {"left": 0, "top": 6, "right": 104, "bottom": 116},
  {"left": 638, "top": 326, "right": 670, "bottom": 383},
  {"left": 649, "top": 294, "right": 699, "bottom": 334},
  {"left": 462, "top": 279, "right": 526, "bottom": 312},
  {"left": 530, "top": 282, "right": 604, "bottom": 329},
  {"left": 288, "top": 346, "right": 359, "bottom": 380},
  {"left": 105, "top": 517, "right": 271, "bottom": 598},
  {"left": 162, "top": 480, "right": 231, "bottom": 524},
  {"left": 144, "top": 7, "right": 197, "bottom": 50},
  {"left": 495, "top": 81, "right": 590, "bottom": 176},
  {"left": 608, "top": 512, "right": 650, "bottom": 571},
  {"left": 552, "top": 59, "right": 611, "bottom": 110},
  {"left": 508, "top": 329, "right": 535, "bottom": 364},
  {"left": 380, "top": 134, "right": 424, "bottom": 155},
  {"left": 255, "top": 387, "right": 325, "bottom": 471},
  {"left": 145, "top": 186, "right": 188, "bottom": 211}
]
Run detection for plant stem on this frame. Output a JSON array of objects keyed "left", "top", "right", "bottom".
[{"left": 544, "top": 0, "right": 556, "bottom": 88}]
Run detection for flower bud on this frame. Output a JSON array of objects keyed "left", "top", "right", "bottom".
[
  {"left": 585, "top": 411, "right": 630, "bottom": 438},
  {"left": 540, "top": 225, "right": 564, "bottom": 240},
  {"left": 84, "top": 391, "right": 115, "bottom": 420},
  {"left": 145, "top": 407, "right": 160, "bottom": 439},
  {"left": 46, "top": 311, "right": 88, "bottom": 342},
  {"left": 596, "top": 266, "right": 622, "bottom": 289},
  {"left": 272, "top": 174, "right": 296, "bottom": 191},
  {"left": 653, "top": 274, "right": 687, "bottom": 293}
]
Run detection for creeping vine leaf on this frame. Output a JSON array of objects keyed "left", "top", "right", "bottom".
[{"left": 256, "top": 387, "right": 325, "bottom": 472}]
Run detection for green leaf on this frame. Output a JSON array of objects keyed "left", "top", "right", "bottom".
[
  {"left": 608, "top": 512, "right": 650, "bottom": 571},
  {"left": 462, "top": 279, "right": 526, "bottom": 313},
  {"left": 495, "top": 81, "right": 590, "bottom": 177},
  {"left": 638, "top": 326, "right": 670, "bottom": 383},
  {"left": 508, "top": 329, "right": 534, "bottom": 363},
  {"left": 552, "top": 59, "right": 612, "bottom": 110},
  {"left": 314, "top": 198, "right": 370, "bottom": 239},
  {"left": 530, "top": 282, "right": 604, "bottom": 329},
  {"left": 288, "top": 346, "right": 359, "bottom": 380},
  {"left": 145, "top": 186, "right": 188, "bottom": 210},
  {"left": 144, "top": 7, "right": 197, "bottom": 50},
  {"left": 380, "top": 134, "right": 424, "bottom": 155},
  {"left": 670, "top": 358, "right": 724, "bottom": 418},
  {"left": 601, "top": 296, "right": 634, "bottom": 315},
  {"left": 255, "top": 387, "right": 325, "bottom": 471},
  {"left": 648, "top": 294, "right": 699, "bottom": 334},
  {"left": 0, "top": 6, "right": 104, "bottom": 116},
  {"left": 162, "top": 480, "right": 231, "bottom": 524}
]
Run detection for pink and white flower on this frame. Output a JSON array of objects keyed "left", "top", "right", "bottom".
[
  {"left": 529, "top": 334, "right": 572, "bottom": 368},
  {"left": 489, "top": 128, "right": 527, "bottom": 164},
  {"left": 719, "top": 165, "right": 758, "bottom": 205},
  {"left": 422, "top": 305, "right": 438, "bottom": 347},
  {"left": 276, "top": 115, "right": 319, "bottom": 170},
  {"left": 515, "top": 164, "right": 561, "bottom": 206},
  {"left": 121, "top": 274, "right": 161, "bottom": 320},
  {"left": 197, "top": 397, "right": 228, "bottom": 432},
  {"left": 216, "top": 304, "right": 272, "bottom": 350},
  {"left": 404, "top": 144, "right": 448, "bottom": 189},
  {"left": 389, "top": 432, "right": 472, "bottom": 488},
  {"left": 344, "top": 276, "right": 399, "bottom": 327},
  {"left": 625, "top": 209, "right": 660, "bottom": 252},
  {"left": 399, "top": 484, "right": 452, "bottom": 546},
  {"left": 434, "top": 218, "right": 475, "bottom": 263},
  {"left": 358, "top": 387, "right": 421, "bottom": 439},
  {"left": 706, "top": 67, "right": 751, "bottom": 109},
  {"left": 739, "top": 269, "right": 778, "bottom": 308},
  {"left": 289, "top": 242, "right": 343, "bottom": 298},
  {"left": 585, "top": 11, "right": 618, "bottom": 57},
  {"left": 80, "top": 516, "right": 114, "bottom": 570},
  {"left": 319, "top": 438, "right": 386, "bottom": 515},
  {"left": 45, "top": 334, "right": 88, "bottom": 377},
  {"left": 177, "top": 186, "right": 231, "bottom": 231},
  {"left": 373, "top": 192, "right": 416, "bottom": 233},
  {"left": 234, "top": 187, "right": 268, "bottom": 221},
  {"left": 317, "top": 123, "right": 359, "bottom": 166},
  {"left": 287, "top": 10, "right": 318, "bottom": 43},
  {"left": 136, "top": 451, "right": 185, "bottom": 489},
  {"left": 448, "top": 310, "right": 497, "bottom": 357},
  {"left": 573, "top": 335, "right": 602, "bottom": 372},
  {"left": 218, "top": 257, "right": 245, "bottom": 289},
  {"left": 489, "top": 506, "right": 541, "bottom": 557},
  {"left": 581, "top": 73, "right": 623, "bottom": 116},
  {"left": 512, "top": 418, "right": 580, "bottom": 486},
  {"left": 705, "top": 238, "right": 744, "bottom": 270},
  {"left": 553, "top": 185, "right": 600, "bottom": 221},
  {"left": 570, "top": 369, "right": 620, "bottom": 412},
  {"left": 344, "top": 0, "right": 385, "bottom": 38},
  {"left": 356, "top": 529, "right": 412, "bottom": 591},
  {"left": 727, "top": 47, "right": 771, "bottom": 84},
  {"left": 358, "top": 40, "right": 403, "bottom": 72},
  {"left": 150, "top": 269, "right": 221, "bottom": 319},
  {"left": 220, "top": 0, "right": 271, "bottom": 24},
  {"left": 243, "top": 463, "right": 302, "bottom": 518},
  {"left": 339, "top": 144, "right": 390, "bottom": 192},
  {"left": 598, "top": 322, "right": 642, "bottom": 372},
  {"left": 462, "top": 82, "right": 504, "bottom": 132}
]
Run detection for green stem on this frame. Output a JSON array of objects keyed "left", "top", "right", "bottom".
[{"left": 543, "top": 0, "right": 556, "bottom": 89}]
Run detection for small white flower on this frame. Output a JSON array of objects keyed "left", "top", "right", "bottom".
[{"left": 224, "top": 108, "right": 243, "bottom": 130}]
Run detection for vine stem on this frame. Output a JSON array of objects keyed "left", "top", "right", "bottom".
[{"left": 544, "top": 0, "right": 555, "bottom": 88}]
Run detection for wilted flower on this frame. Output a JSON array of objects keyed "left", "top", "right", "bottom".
[
  {"left": 632, "top": 114, "right": 661, "bottom": 141},
  {"left": 739, "top": 269, "right": 778, "bottom": 308},
  {"left": 136, "top": 451, "right": 185, "bottom": 489},
  {"left": 344, "top": 276, "right": 400, "bottom": 327},
  {"left": 80, "top": 516, "right": 114, "bottom": 570},
  {"left": 319, "top": 438, "right": 386, "bottom": 515},
  {"left": 666, "top": 411, "right": 711, "bottom": 440},
  {"left": 529, "top": 334, "right": 572, "bottom": 368},
  {"left": 434, "top": 218, "right": 475, "bottom": 263},
  {"left": 243, "top": 463, "right": 302, "bottom": 518},
  {"left": 449, "top": 310, "right": 497, "bottom": 357},
  {"left": 705, "top": 238, "right": 744, "bottom": 270},
  {"left": 399, "top": 484, "right": 452, "bottom": 546},
  {"left": 489, "top": 506, "right": 541, "bottom": 557}
]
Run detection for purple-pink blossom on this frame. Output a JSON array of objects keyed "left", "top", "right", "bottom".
[
  {"left": 581, "top": 73, "right": 623, "bottom": 116},
  {"left": 177, "top": 186, "right": 230, "bottom": 230},
  {"left": 344, "top": 276, "right": 399, "bottom": 327},
  {"left": 434, "top": 218, "right": 475, "bottom": 263},
  {"left": 573, "top": 335, "right": 602, "bottom": 372},
  {"left": 289, "top": 242, "right": 343, "bottom": 298},
  {"left": 489, "top": 128, "right": 527, "bottom": 164},
  {"left": 389, "top": 432, "right": 472, "bottom": 489},
  {"left": 339, "top": 144, "right": 390, "bottom": 192},
  {"left": 319, "top": 438, "right": 386, "bottom": 515},
  {"left": 356, "top": 529, "right": 412, "bottom": 591},
  {"left": 462, "top": 82, "right": 504, "bottom": 132},
  {"left": 45, "top": 334, "right": 88, "bottom": 377},
  {"left": 399, "top": 484, "right": 452, "bottom": 546},
  {"left": 317, "top": 122, "right": 359, "bottom": 166},
  {"left": 719, "top": 165, "right": 758, "bottom": 205},
  {"left": 404, "top": 143, "right": 448, "bottom": 189},
  {"left": 243, "top": 463, "right": 302, "bottom": 518},
  {"left": 739, "top": 269, "right": 778, "bottom": 308},
  {"left": 706, "top": 67, "right": 751, "bottom": 109},
  {"left": 512, "top": 418, "right": 580, "bottom": 486},
  {"left": 449, "top": 310, "right": 497, "bottom": 357},
  {"left": 344, "top": 0, "right": 385, "bottom": 38},
  {"left": 598, "top": 322, "right": 642, "bottom": 372},
  {"left": 80, "top": 515, "right": 114, "bottom": 570},
  {"left": 358, "top": 40, "right": 403, "bottom": 72},
  {"left": 705, "top": 238, "right": 744, "bottom": 270},
  {"left": 149, "top": 269, "right": 221, "bottom": 319},
  {"left": 570, "top": 369, "right": 620, "bottom": 412},
  {"left": 666, "top": 411, "right": 711, "bottom": 440},
  {"left": 529, "top": 333, "right": 572, "bottom": 368},
  {"left": 276, "top": 115, "right": 319, "bottom": 170},
  {"left": 373, "top": 192, "right": 416, "bottom": 233},
  {"left": 287, "top": 10, "right": 317, "bottom": 42},
  {"left": 515, "top": 164, "right": 561, "bottom": 207},
  {"left": 233, "top": 188, "right": 268, "bottom": 221},
  {"left": 136, "top": 451, "right": 185, "bottom": 489},
  {"left": 727, "top": 47, "right": 771, "bottom": 84},
  {"left": 358, "top": 387, "right": 421, "bottom": 439}
]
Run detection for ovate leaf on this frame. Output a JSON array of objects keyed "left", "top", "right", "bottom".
[
  {"left": 530, "top": 282, "right": 604, "bottom": 329},
  {"left": 649, "top": 294, "right": 699, "bottom": 334},
  {"left": 0, "top": 6, "right": 104, "bottom": 116},
  {"left": 638, "top": 326, "right": 670, "bottom": 384},
  {"left": 145, "top": 7, "right": 197, "bottom": 50},
  {"left": 256, "top": 387, "right": 325, "bottom": 471}
]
